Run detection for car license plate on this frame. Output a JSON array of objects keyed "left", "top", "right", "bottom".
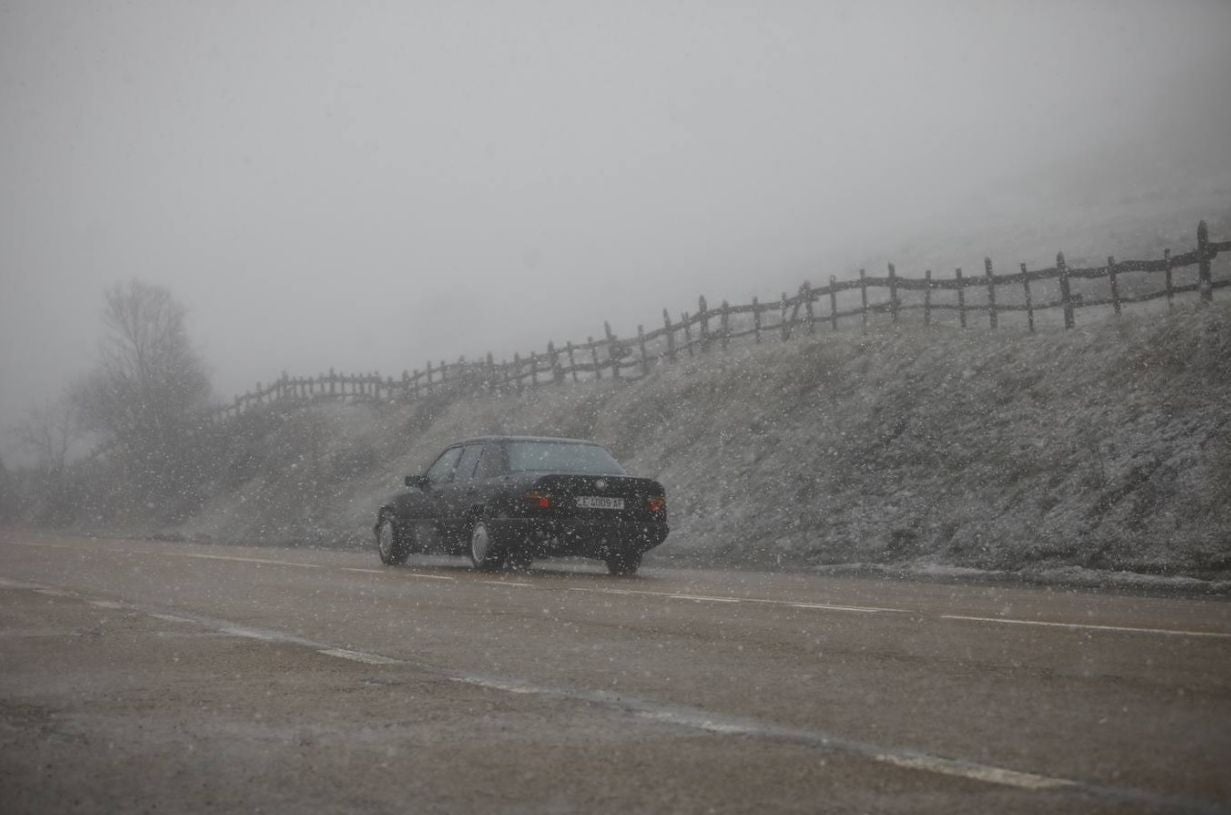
[{"left": 577, "top": 496, "right": 624, "bottom": 510}]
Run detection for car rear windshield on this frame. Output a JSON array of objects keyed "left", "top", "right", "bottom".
[{"left": 505, "top": 441, "right": 626, "bottom": 475}]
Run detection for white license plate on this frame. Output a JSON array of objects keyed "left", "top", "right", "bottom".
[{"left": 577, "top": 496, "right": 624, "bottom": 510}]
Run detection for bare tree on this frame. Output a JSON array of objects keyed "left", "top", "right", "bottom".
[
  {"left": 6, "top": 397, "right": 81, "bottom": 522},
  {"left": 0, "top": 453, "right": 13, "bottom": 522},
  {"left": 73, "top": 280, "right": 212, "bottom": 511},
  {"left": 11, "top": 397, "right": 78, "bottom": 482}
]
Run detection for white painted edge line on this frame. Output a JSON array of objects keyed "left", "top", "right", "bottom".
[
  {"left": 341, "top": 567, "right": 386, "bottom": 575},
  {"left": 34, "top": 587, "right": 76, "bottom": 598},
  {"left": 149, "top": 613, "right": 196, "bottom": 624},
  {"left": 567, "top": 586, "right": 905, "bottom": 613},
  {"left": 941, "top": 614, "right": 1231, "bottom": 640},
  {"left": 787, "top": 602, "right": 880, "bottom": 613},
  {"left": 173, "top": 552, "right": 322, "bottom": 568},
  {"left": 456, "top": 675, "right": 1080, "bottom": 794},
  {"left": 0, "top": 577, "right": 46, "bottom": 590},
  {"left": 742, "top": 597, "right": 908, "bottom": 613},
  {"left": 478, "top": 580, "right": 533, "bottom": 588},
  {"left": 88, "top": 600, "right": 125, "bottom": 609},
  {"left": 873, "top": 751, "right": 1074, "bottom": 791},
  {"left": 318, "top": 648, "right": 403, "bottom": 666},
  {"left": 402, "top": 572, "right": 456, "bottom": 581}
]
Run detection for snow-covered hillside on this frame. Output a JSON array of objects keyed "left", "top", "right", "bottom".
[{"left": 171, "top": 301, "right": 1231, "bottom": 583}]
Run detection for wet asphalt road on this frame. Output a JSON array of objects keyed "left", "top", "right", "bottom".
[{"left": 1, "top": 530, "right": 1229, "bottom": 814}]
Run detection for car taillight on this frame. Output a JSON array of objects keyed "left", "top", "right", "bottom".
[
  {"left": 647, "top": 496, "right": 666, "bottom": 515},
  {"left": 524, "top": 491, "right": 552, "bottom": 510}
]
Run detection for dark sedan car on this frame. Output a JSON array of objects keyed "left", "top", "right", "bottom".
[{"left": 374, "top": 436, "right": 668, "bottom": 575}]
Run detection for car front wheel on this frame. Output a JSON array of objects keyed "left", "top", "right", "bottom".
[{"left": 469, "top": 521, "right": 506, "bottom": 571}]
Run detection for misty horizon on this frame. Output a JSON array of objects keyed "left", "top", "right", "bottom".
[{"left": 3, "top": 0, "right": 1230, "bottom": 463}]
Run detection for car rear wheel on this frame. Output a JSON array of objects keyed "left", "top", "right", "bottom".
[
  {"left": 604, "top": 551, "right": 641, "bottom": 576},
  {"left": 469, "top": 521, "right": 506, "bottom": 571},
  {"left": 375, "top": 513, "right": 411, "bottom": 566}
]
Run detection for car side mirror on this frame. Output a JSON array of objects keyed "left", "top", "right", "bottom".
[{"left": 404, "top": 475, "right": 430, "bottom": 490}]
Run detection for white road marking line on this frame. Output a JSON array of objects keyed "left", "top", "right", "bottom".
[
  {"left": 402, "top": 572, "right": 456, "bottom": 581},
  {"left": 480, "top": 580, "right": 532, "bottom": 588},
  {"left": 567, "top": 586, "right": 904, "bottom": 614},
  {"left": 941, "top": 614, "right": 1231, "bottom": 639},
  {"left": 149, "top": 613, "right": 195, "bottom": 624},
  {"left": 173, "top": 552, "right": 322, "bottom": 568},
  {"left": 318, "top": 648, "right": 402, "bottom": 666},
  {"left": 455, "top": 675, "right": 1085, "bottom": 794},
  {"left": 744, "top": 597, "right": 908, "bottom": 613},
  {"left": 88, "top": 600, "right": 125, "bottom": 609},
  {"left": 787, "top": 602, "right": 881, "bottom": 613},
  {"left": 34, "top": 588, "right": 75, "bottom": 598},
  {"left": 341, "top": 567, "right": 386, "bottom": 575},
  {"left": 0, "top": 577, "right": 46, "bottom": 590},
  {"left": 219, "top": 625, "right": 285, "bottom": 641},
  {"left": 873, "top": 752, "right": 1075, "bottom": 791}
]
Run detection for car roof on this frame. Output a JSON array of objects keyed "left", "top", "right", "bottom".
[{"left": 449, "top": 435, "right": 603, "bottom": 447}]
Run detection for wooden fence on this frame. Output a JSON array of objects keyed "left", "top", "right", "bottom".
[{"left": 203, "top": 220, "right": 1229, "bottom": 424}]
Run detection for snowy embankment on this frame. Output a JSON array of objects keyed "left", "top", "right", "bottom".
[{"left": 177, "top": 303, "right": 1231, "bottom": 585}]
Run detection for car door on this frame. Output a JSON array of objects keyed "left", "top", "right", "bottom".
[
  {"left": 402, "top": 445, "right": 464, "bottom": 553},
  {"left": 436, "top": 443, "right": 484, "bottom": 548}
]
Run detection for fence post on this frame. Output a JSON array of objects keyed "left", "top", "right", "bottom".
[
  {"left": 588, "top": 337, "right": 602, "bottom": 380},
  {"left": 829, "top": 275, "right": 839, "bottom": 331},
  {"left": 605, "top": 321, "right": 621, "bottom": 379},
  {"left": 859, "top": 270, "right": 869, "bottom": 331},
  {"left": 887, "top": 264, "right": 899, "bottom": 324},
  {"left": 698, "top": 296, "right": 710, "bottom": 352},
  {"left": 638, "top": 325, "right": 649, "bottom": 376},
  {"left": 984, "top": 257, "right": 997, "bottom": 329},
  {"left": 780, "top": 292, "right": 790, "bottom": 341},
  {"left": 923, "top": 270, "right": 933, "bottom": 325},
  {"left": 513, "top": 352, "right": 523, "bottom": 393},
  {"left": 681, "top": 313, "right": 694, "bottom": 358},
  {"left": 565, "top": 342, "right": 578, "bottom": 382},
  {"left": 548, "top": 341, "right": 562, "bottom": 384},
  {"left": 720, "top": 301, "right": 730, "bottom": 351},
  {"left": 752, "top": 297, "right": 762, "bottom": 343},
  {"left": 1021, "top": 263, "right": 1035, "bottom": 333},
  {"left": 663, "top": 309, "right": 676, "bottom": 363},
  {"left": 955, "top": 268, "right": 967, "bottom": 328},
  {"left": 1107, "top": 255, "right": 1121, "bottom": 317},
  {"left": 803, "top": 281, "right": 815, "bottom": 333},
  {"left": 1058, "top": 252, "right": 1074, "bottom": 329},
  {"left": 439, "top": 360, "right": 446, "bottom": 384},
  {"left": 1163, "top": 248, "right": 1174, "bottom": 310},
  {"left": 1198, "top": 220, "right": 1212, "bottom": 302}
]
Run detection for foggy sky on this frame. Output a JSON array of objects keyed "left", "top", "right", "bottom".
[{"left": 3, "top": 0, "right": 1230, "bottom": 461}]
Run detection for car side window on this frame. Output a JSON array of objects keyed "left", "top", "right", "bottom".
[
  {"left": 474, "top": 443, "right": 505, "bottom": 480},
  {"left": 454, "top": 444, "right": 483, "bottom": 482},
  {"left": 424, "top": 447, "right": 464, "bottom": 484}
]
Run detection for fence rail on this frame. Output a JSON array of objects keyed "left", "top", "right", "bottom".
[{"left": 201, "top": 220, "right": 1228, "bottom": 425}]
